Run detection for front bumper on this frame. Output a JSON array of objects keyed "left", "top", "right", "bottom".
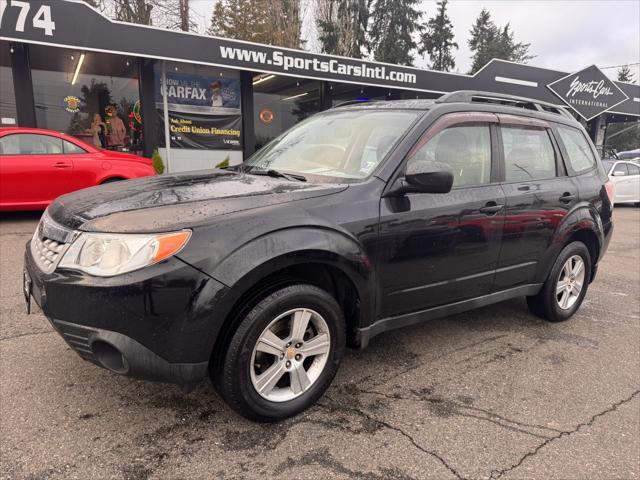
[{"left": 24, "top": 243, "right": 228, "bottom": 389}]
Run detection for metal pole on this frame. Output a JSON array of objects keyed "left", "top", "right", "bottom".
[{"left": 161, "top": 60, "right": 171, "bottom": 172}]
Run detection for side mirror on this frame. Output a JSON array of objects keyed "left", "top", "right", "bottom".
[
  {"left": 612, "top": 170, "right": 626, "bottom": 177},
  {"left": 402, "top": 160, "right": 454, "bottom": 194}
]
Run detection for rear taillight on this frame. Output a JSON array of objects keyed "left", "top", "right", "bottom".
[{"left": 604, "top": 180, "right": 615, "bottom": 204}]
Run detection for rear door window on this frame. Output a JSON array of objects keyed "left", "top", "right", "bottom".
[
  {"left": 63, "top": 140, "right": 87, "bottom": 154},
  {"left": 557, "top": 126, "right": 596, "bottom": 173},
  {"left": 626, "top": 163, "right": 639, "bottom": 176},
  {"left": 501, "top": 127, "right": 556, "bottom": 182}
]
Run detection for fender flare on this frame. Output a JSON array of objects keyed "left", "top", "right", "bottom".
[
  {"left": 535, "top": 202, "right": 604, "bottom": 283},
  {"left": 204, "top": 226, "right": 376, "bottom": 354}
]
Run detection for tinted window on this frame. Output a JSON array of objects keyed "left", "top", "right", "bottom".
[
  {"left": 0, "top": 134, "right": 63, "bottom": 155},
  {"left": 63, "top": 140, "right": 86, "bottom": 154},
  {"left": 407, "top": 125, "right": 492, "bottom": 187},
  {"left": 557, "top": 126, "right": 596, "bottom": 173},
  {"left": 612, "top": 163, "right": 628, "bottom": 175},
  {"left": 627, "top": 164, "right": 640, "bottom": 175},
  {"left": 502, "top": 127, "right": 556, "bottom": 182}
]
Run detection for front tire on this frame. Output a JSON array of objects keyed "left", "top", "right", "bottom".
[
  {"left": 527, "top": 241, "right": 591, "bottom": 322},
  {"left": 216, "top": 284, "right": 345, "bottom": 422}
]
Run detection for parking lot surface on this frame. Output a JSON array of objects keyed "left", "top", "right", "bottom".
[{"left": 1, "top": 207, "right": 639, "bottom": 480}]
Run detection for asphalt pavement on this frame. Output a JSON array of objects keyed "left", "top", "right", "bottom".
[{"left": 1, "top": 207, "right": 638, "bottom": 480}]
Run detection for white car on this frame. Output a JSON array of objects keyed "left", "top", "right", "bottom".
[{"left": 603, "top": 159, "right": 640, "bottom": 205}]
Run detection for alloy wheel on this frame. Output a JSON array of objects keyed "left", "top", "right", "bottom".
[
  {"left": 556, "top": 255, "right": 586, "bottom": 310},
  {"left": 250, "top": 308, "right": 331, "bottom": 402}
]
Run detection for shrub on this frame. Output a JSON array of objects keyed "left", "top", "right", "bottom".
[{"left": 151, "top": 149, "right": 165, "bottom": 174}]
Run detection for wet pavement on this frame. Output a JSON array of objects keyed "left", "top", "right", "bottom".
[{"left": 1, "top": 207, "right": 638, "bottom": 480}]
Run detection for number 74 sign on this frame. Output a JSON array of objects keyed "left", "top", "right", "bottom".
[{"left": 0, "top": 0, "right": 56, "bottom": 36}]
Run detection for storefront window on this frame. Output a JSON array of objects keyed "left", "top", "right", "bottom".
[
  {"left": 154, "top": 61, "right": 243, "bottom": 172},
  {"left": 29, "top": 45, "right": 141, "bottom": 153},
  {"left": 253, "top": 75, "right": 321, "bottom": 150},
  {"left": 0, "top": 43, "right": 17, "bottom": 126},
  {"left": 330, "top": 84, "right": 392, "bottom": 107}
]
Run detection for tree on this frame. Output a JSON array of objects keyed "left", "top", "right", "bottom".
[
  {"left": 468, "top": 8, "right": 532, "bottom": 74},
  {"left": 369, "top": 0, "right": 422, "bottom": 66},
  {"left": 208, "top": 0, "right": 303, "bottom": 49},
  {"left": 617, "top": 65, "right": 635, "bottom": 83},
  {"left": 113, "top": 0, "right": 153, "bottom": 24},
  {"left": 419, "top": 0, "right": 457, "bottom": 72},
  {"left": 316, "top": 0, "right": 368, "bottom": 58}
]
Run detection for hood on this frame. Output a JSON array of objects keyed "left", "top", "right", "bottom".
[{"left": 48, "top": 169, "right": 347, "bottom": 232}]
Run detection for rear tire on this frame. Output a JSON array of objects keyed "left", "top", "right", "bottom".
[
  {"left": 215, "top": 284, "right": 345, "bottom": 422},
  {"left": 527, "top": 241, "right": 591, "bottom": 322}
]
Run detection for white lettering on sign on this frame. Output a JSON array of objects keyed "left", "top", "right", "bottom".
[
  {"left": 1, "top": 0, "right": 55, "bottom": 36},
  {"left": 566, "top": 76, "right": 614, "bottom": 100}
]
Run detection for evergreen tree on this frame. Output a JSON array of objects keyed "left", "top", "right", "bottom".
[
  {"left": 369, "top": 0, "right": 422, "bottom": 66},
  {"left": 419, "top": 0, "right": 457, "bottom": 72},
  {"left": 617, "top": 65, "right": 635, "bottom": 83},
  {"left": 468, "top": 8, "right": 532, "bottom": 74},
  {"left": 208, "top": 0, "right": 302, "bottom": 49},
  {"left": 316, "top": 0, "right": 368, "bottom": 58}
]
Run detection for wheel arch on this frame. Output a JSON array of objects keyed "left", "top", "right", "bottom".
[
  {"left": 206, "top": 228, "right": 376, "bottom": 374},
  {"left": 541, "top": 204, "right": 604, "bottom": 284}
]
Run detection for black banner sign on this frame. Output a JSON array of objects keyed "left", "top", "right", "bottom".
[
  {"left": 547, "top": 65, "right": 629, "bottom": 121},
  {"left": 1, "top": 0, "right": 639, "bottom": 117},
  {"left": 157, "top": 111, "right": 242, "bottom": 150}
]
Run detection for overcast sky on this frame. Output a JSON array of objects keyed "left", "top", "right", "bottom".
[{"left": 190, "top": 0, "right": 639, "bottom": 81}]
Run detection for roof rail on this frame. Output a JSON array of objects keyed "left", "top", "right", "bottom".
[
  {"left": 436, "top": 90, "right": 574, "bottom": 119},
  {"left": 333, "top": 99, "right": 377, "bottom": 108}
]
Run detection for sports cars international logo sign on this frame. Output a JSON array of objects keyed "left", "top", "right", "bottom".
[{"left": 547, "top": 65, "right": 629, "bottom": 121}]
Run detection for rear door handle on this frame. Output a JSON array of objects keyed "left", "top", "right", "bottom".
[
  {"left": 479, "top": 202, "right": 504, "bottom": 215},
  {"left": 53, "top": 162, "right": 71, "bottom": 168},
  {"left": 559, "top": 192, "right": 576, "bottom": 203}
]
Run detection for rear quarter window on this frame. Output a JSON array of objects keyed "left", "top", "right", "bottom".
[{"left": 557, "top": 126, "right": 596, "bottom": 174}]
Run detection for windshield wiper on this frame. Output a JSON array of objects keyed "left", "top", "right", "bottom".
[{"left": 249, "top": 169, "right": 307, "bottom": 182}]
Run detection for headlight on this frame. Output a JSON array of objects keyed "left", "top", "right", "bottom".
[{"left": 58, "top": 230, "right": 191, "bottom": 277}]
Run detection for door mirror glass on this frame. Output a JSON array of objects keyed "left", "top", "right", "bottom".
[{"left": 405, "top": 160, "right": 454, "bottom": 193}]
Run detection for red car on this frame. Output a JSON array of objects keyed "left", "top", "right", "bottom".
[{"left": 0, "top": 127, "right": 156, "bottom": 211}]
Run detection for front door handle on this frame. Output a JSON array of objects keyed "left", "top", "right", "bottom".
[
  {"left": 479, "top": 202, "right": 504, "bottom": 215},
  {"left": 559, "top": 192, "right": 576, "bottom": 203},
  {"left": 53, "top": 162, "right": 71, "bottom": 168}
]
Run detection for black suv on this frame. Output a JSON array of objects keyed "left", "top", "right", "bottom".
[{"left": 24, "top": 91, "right": 614, "bottom": 421}]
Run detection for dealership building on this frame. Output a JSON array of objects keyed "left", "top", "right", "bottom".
[{"left": 1, "top": 0, "right": 639, "bottom": 172}]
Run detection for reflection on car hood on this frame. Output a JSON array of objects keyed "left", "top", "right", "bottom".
[{"left": 48, "top": 169, "right": 347, "bottom": 232}]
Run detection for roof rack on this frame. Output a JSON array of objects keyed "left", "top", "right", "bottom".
[
  {"left": 333, "top": 99, "right": 377, "bottom": 108},
  {"left": 436, "top": 90, "right": 574, "bottom": 119}
]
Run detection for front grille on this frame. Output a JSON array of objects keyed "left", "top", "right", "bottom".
[
  {"left": 30, "top": 212, "right": 76, "bottom": 274},
  {"left": 32, "top": 236, "right": 65, "bottom": 273},
  {"left": 51, "top": 319, "right": 97, "bottom": 363}
]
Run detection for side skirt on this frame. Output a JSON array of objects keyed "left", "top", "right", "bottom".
[{"left": 358, "top": 284, "right": 542, "bottom": 349}]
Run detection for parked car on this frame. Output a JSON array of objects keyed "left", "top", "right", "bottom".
[
  {"left": 0, "top": 127, "right": 156, "bottom": 211},
  {"left": 23, "top": 91, "right": 614, "bottom": 421},
  {"left": 602, "top": 159, "right": 640, "bottom": 205}
]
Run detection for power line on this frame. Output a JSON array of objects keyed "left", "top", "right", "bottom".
[{"left": 600, "top": 62, "right": 640, "bottom": 70}]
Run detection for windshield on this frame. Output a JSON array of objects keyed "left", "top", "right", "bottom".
[{"left": 244, "top": 110, "right": 421, "bottom": 181}]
